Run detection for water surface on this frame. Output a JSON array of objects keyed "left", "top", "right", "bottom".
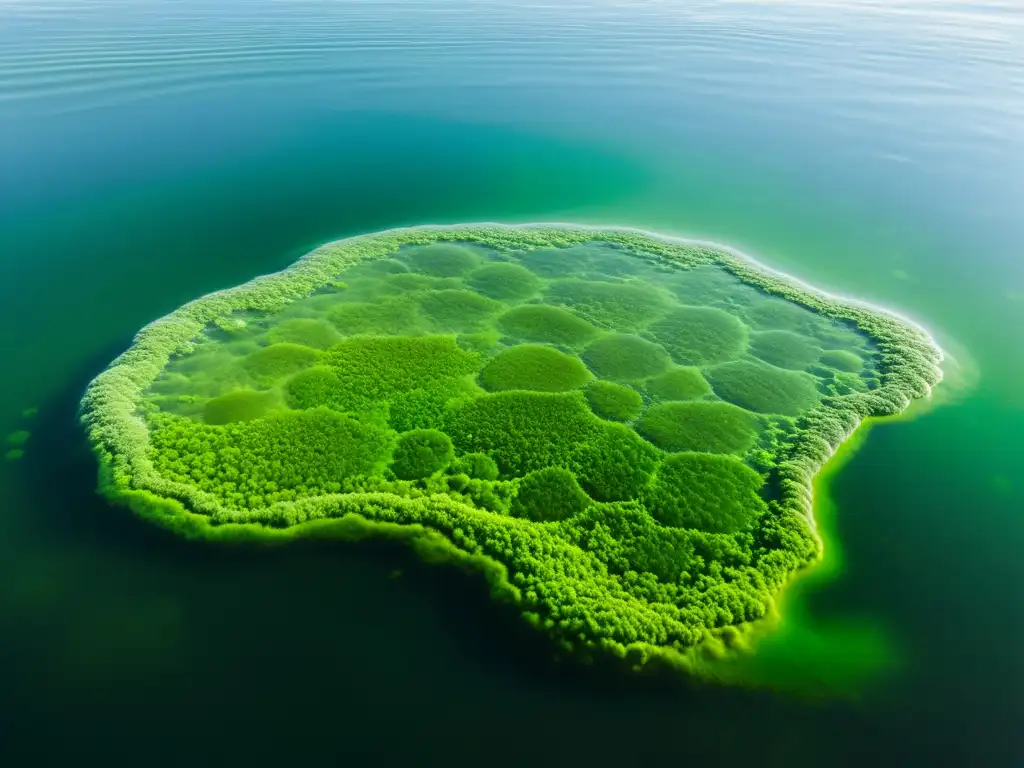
[{"left": 1, "top": 1, "right": 1021, "bottom": 764}]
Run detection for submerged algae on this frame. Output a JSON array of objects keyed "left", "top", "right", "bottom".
[{"left": 79, "top": 224, "right": 942, "bottom": 680}]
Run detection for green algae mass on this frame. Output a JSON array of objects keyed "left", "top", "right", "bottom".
[
  {"left": 511, "top": 466, "right": 591, "bottom": 522},
  {"left": 496, "top": 304, "right": 600, "bottom": 347},
  {"left": 416, "top": 289, "right": 501, "bottom": 332},
  {"left": 404, "top": 243, "right": 480, "bottom": 277},
  {"left": 266, "top": 318, "right": 341, "bottom": 350},
  {"left": 647, "top": 306, "right": 749, "bottom": 366},
  {"left": 6, "top": 430, "right": 31, "bottom": 447},
  {"left": 467, "top": 262, "right": 542, "bottom": 301},
  {"left": 480, "top": 345, "right": 592, "bottom": 392},
  {"left": 391, "top": 429, "right": 455, "bottom": 480},
  {"left": 637, "top": 401, "right": 759, "bottom": 454},
  {"left": 584, "top": 381, "right": 644, "bottom": 422},
  {"left": 645, "top": 367, "right": 711, "bottom": 401},
  {"left": 707, "top": 359, "right": 821, "bottom": 415},
  {"left": 749, "top": 330, "right": 821, "bottom": 371},
  {"left": 203, "top": 389, "right": 280, "bottom": 425},
  {"left": 545, "top": 279, "right": 673, "bottom": 330},
  {"left": 80, "top": 225, "right": 942, "bottom": 678},
  {"left": 582, "top": 334, "right": 672, "bottom": 381},
  {"left": 328, "top": 297, "right": 424, "bottom": 336},
  {"left": 643, "top": 453, "right": 767, "bottom": 534},
  {"left": 819, "top": 348, "right": 864, "bottom": 373},
  {"left": 242, "top": 343, "right": 321, "bottom": 385}
]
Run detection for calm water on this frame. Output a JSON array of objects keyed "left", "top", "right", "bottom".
[{"left": 1, "top": 1, "right": 1022, "bottom": 764}]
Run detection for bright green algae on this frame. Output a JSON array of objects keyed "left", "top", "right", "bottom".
[{"left": 79, "top": 224, "right": 942, "bottom": 675}]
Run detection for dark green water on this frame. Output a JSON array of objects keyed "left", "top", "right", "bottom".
[{"left": 1, "top": 1, "right": 1021, "bottom": 764}]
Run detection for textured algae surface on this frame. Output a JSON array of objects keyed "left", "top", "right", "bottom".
[{"left": 80, "top": 225, "right": 942, "bottom": 676}]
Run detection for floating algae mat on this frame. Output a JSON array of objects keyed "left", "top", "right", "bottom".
[{"left": 80, "top": 225, "right": 942, "bottom": 676}]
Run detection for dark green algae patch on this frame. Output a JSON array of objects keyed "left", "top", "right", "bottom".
[{"left": 79, "top": 225, "right": 942, "bottom": 684}]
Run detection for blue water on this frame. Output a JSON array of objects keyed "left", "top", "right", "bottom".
[{"left": 1, "top": 1, "right": 1021, "bottom": 764}]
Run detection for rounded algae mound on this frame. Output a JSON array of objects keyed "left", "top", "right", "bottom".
[
  {"left": 242, "top": 343, "right": 320, "bottom": 385},
  {"left": 480, "top": 345, "right": 592, "bottom": 392},
  {"left": 391, "top": 429, "right": 454, "bottom": 480},
  {"left": 749, "top": 330, "right": 821, "bottom": 371},
  {"left": 518, "top": 246, "right": 589, "bottom": 278},
  {"left": 497, "top": 305, "right": 599, "bottom": 347},
  {"left": 204, "top": 389, "right": 279, "bottom": 425},
  {"left": 446, "top": 391, "right": 596, "bottom": 477},
  {"left": 81, "top": 224, "right": 942, "bottom": 678},
  {"left": 582, "top": 334, "right": 671, "bottom": 381},
  {"left": 820, "top": 348, "right": 863, "bottom": 373},
  {"left": 450, "top": 452, "right": 499, "bottom": 481},
  {"left": 545, "top": 279, "right": 672, "bottom": 330},
  {"left": 328, "top": 298, "right": 423, "bottom": 336},
  {"left": 664, "top": 266, "right": 743, "bottom": 305},
  {"left": 468, "top": 262, "right": 541, "bottom": 300},
  {"left": 585, "top": 381, "right": 643, "bottom": 422},
  {"left": 643, "top": 453, "right": 766, "bottom": 534},
  {"left": 645, "top": 367, "right": 711, "bottom": 401},
  {"left": 324, "top": 335, "right": 479, "bottom": 404},
  {"left": 511, "top": 467, "right": 591, "bottom": 522},
  {"left": 405, "top": 243, "right": 480, "bottom": 277},
  {"left": 267, "top": 318, "right": 341, "bottom": 350},
  {"left": 648, "top": 306, "right": 748, "bottom": 366},
  {"left": 637, "top": 402, "right": 759, "bottom": 454},
  {"left": 417, "top": 289, "right": 501, "bottom": 332},
  {"left": 707, "top": 359, "right": 821, "bottom": 415},
  {"left": 571, "top": 422, "right": 659, "bottom": 502},
  {"left": 285, "top": 366, "right": 345, "bottom": 411}
]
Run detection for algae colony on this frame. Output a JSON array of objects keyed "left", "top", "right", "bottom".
[{"left": 80, "top": 224, "right": 942, "bottom": 674}]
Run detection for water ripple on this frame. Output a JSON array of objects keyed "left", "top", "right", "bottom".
[{"left": 0, "top": 0, "right": 1019, "bottom": 148}]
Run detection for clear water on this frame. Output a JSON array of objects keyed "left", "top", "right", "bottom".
[{"left": 1, "top": 1, "right": 1021, "bottom": 763}]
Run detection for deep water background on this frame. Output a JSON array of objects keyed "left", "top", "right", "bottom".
[{"left": 1, "top": 1, "right": 1022, "bottom": 764}]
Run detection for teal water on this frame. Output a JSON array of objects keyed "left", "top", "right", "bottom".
[{"left": 1, "top": 1, "right": 1021, "bottom": 764}]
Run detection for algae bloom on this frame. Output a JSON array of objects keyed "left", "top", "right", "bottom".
[{"left": 80, "top": 225, "right": 941, "bottom": 675}]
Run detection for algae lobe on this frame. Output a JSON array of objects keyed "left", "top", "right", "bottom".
[{"left": 80, "top": 224, "right": 941, "bottom": 684}]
